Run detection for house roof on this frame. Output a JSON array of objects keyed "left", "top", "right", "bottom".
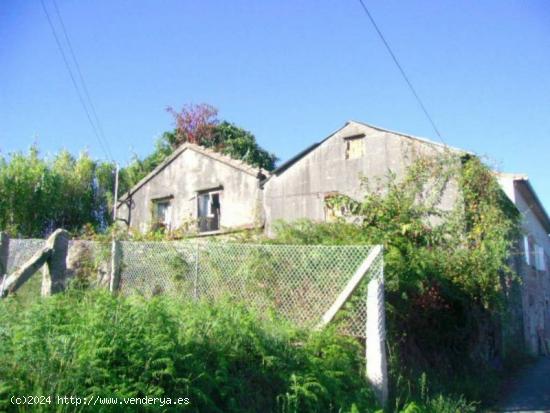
[
  {"left": 497, "top": 173, "right": 550, "bottom": 234},
  {"left": 269, "top": 120, "right": 469, "bottom": 179},
  {"left": 352, "top": 120, "right": 471, "bottom": 154},
  {"left": 118, "top": 142, "right": 266, "bottom": 204}
]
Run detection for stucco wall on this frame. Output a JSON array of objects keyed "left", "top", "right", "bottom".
[
  {"left": 117, "top": 148, "right": 262, "bottom": 233},
  {"left": 263, "top": 121, "right": 460, "bottom": 234}
]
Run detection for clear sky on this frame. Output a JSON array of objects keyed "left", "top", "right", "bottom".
[{"left": 1, "top": 1, "right": 549, "bottom": 209}]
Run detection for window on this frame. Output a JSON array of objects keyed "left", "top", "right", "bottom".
[
  {"left": 523, "top": 236, "right": 531, "bottom": 265},
  {"left": 197, "top": 190, "right": 221, "bottom": 232},
  {"left": 153, "top": 199, "right": 172, "bottom": 229},
  {"left": 345, "top": 134, "right": 365, "bottom": 160},
  {"left": 535, "top": 245, "right": 546, "bottom": 272},
  {"left": 325, "top": 194, "right": 344, "bottom": 222},
  {"left": 324, "top": 192, "right": 354, "bottom": 222}
]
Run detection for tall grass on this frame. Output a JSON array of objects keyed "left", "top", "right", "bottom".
[{"left": 0, "top": 290, "right": 377, "bottom": 412}]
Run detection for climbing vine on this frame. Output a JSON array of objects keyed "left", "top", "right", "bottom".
[{"left": 270, "top": 152, "right": 522, "bottom": 404}]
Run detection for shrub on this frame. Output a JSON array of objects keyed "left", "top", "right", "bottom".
[
  {"left": 266, "top": 153, "right": 521, "bottom": 410},
  {"left": 0, "top": 290, "right": 377, "bottom": 412}
]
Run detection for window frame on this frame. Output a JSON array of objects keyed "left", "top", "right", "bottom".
[
  {"left": 197, "top": 188, "right": 222, "bottom": 233},
  {"left": 151, "top": 196, "right": 173, "bottom": 230},
  {"left": 344, "top": 134, "right": 365, "bottom": 160}
]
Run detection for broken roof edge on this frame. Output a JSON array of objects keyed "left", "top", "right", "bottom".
[
  {"left": 118, "top": 142, "right": 267, "bottom": 205},
  {"left": 496, "top": 173, "right": 550, "bottom": 234}
]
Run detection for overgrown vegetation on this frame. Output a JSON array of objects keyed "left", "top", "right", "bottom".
[
  {"left": 1, "top": 120, "right": 525, "bottom": 410},
  {"left": 0, "top": 103, "right": 276, "bottom": 238},
  {"left": 0, "top": 147, "right": 115, "bottom": 237},
  {"left": 121, "top": 104, "right": 277, "bottom": 189},
  {"left": 0, "top": 289, "right": 377, "bottom": 413},
  {"left": 266, "top": 153, "right": 522, "bottom": 410}
]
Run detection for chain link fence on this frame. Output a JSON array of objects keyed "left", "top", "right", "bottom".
[
  {"left": 118, "top": 241, "right": 382, "bottom": 337},
  {"left": 4, "top": 239, "right": 383, "bottom": 338},
  {"left": 3, "top": 236, "right": 387, "bottom": 403},
  {"left": 6, "top": 239, "right": 45, "bottom": 274}
]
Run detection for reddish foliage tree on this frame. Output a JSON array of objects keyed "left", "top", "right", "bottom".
[{"left": 166, "top": 104, "right": 219, "bottom": 147}]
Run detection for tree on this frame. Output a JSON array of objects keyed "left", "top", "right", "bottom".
[
  {"left": 121, "top": 104, "right": 277, "bottom": 191},
  {"left": 165, "top": 103, "right": 219, "bottom": 147},
  {"left": 0, "top": 104, "right": 277, "bottom": 236},
  {"left": 0, "top": 147, "right": 116, "bottom": 237}
]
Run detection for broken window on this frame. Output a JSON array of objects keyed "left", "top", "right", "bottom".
[
  {"left": 325, "top": 194, "right": 343, "bottom": 222},
  {"left": 324, "top": 192, "right": 355, "bottom": 222},
  {"left": 197, "top": 190, "right": 221, "bottom": 232},
  {"left": 153, "top": 199, "right": 172, "bottom": 230},
  {"left": 345, "top": 134, "right": 365, "bottom": 160}
]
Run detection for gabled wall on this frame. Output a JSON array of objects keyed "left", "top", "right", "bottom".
[
  {"left": 117, "top": 147, "right": 262, "bottom": 233},
  {"left": 262, "top": 121, "right": 460, "bottom": 234}
]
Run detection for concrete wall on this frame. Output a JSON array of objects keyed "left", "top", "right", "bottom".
[
  {"left": 117, "top": 147, "right": 262, "bottom": 233},
  {"left": 263, "top": 121, "right": 460, "bottom": 234}
]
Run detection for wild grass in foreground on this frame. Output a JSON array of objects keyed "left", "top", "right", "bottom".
[{"left": 0, "top": 289, "right": 378, "bottom": 412}]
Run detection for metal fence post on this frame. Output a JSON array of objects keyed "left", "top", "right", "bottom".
[
  {"left": 109, "top": 240, "right": 122, "bottom": 293},
  {"left": 366, "top": 252, "right": 388, "bottom": 407}
]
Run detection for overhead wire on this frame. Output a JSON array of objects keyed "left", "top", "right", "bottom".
[
  {"left": 50, "top": 0, "right": 113, "bottom": 161},
  {"left": 40, "top": 0, "right": 114, "bottom": 162},
  {"left": 355, "top": 0, "right": 447, "bottom": 146}
]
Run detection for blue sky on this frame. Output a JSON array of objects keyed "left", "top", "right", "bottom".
[{"left": 1, "top": 0, "right": 549, "bottom": 209}]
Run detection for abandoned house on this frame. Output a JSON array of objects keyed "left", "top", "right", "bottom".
[
  {"left": 498, "top": 173, "right": 550, "bottom": 355},
  {"left": 117, "top": 120, "right": 550, "bottom": 355},
  {"left": 116, "top": 142, "right": 266, "bottom": 235},
  {"left": 261, "top": 120, "right": 463, "bottom": 234}
]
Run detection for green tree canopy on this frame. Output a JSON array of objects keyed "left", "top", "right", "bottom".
[
  {"left": 120, "top": 104, "right": 277, "bottom": 193},
  {"left": 0, "top": 147, "right": 115, "bottom": 237}
]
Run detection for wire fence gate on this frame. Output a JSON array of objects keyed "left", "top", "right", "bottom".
[{"left": 1, "top": 236, "right": 388, "bottom": 405}]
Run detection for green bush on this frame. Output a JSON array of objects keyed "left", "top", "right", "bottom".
[
  {"left": 0, "top": 290, "right": 377, "bottom": 412},
  {"left": 265, "top": 154, "right": 522, "bottom": 411}
]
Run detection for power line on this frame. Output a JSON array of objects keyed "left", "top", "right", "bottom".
[
  {"left": 355, "top": 0, "right": 446, "bottom": 146},
  {"left": 40, "top": 0, "right": 114, "bottom": 161},
  {"left": 50, "top": 0, "right": 113, "bottom": 161}
]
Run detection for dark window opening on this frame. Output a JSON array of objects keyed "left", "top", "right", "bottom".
[
  {"left": 198, "top": 191, "right": 221, "bottom": 232},
  {"left": 152, "top": 199, "right": 171, "bottom": 231}
]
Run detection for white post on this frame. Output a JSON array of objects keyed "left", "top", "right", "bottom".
[
  {"left": 366, "top": 255, "right": 388, "bottom": 407},
  {"left": 112, "top": 163, "right": 119, "bottom": 222}
]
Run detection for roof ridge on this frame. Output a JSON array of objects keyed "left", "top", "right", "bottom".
[
  {"left": 185, "top": 142, "right": 263, "bottom": 175},
  {"left": 348, "top": 120, "right": 471, "bottom": 154},
  {"left": 118, "top": 142, "right": 266, "bottom": 203}
]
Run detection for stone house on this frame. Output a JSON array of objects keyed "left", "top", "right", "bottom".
[
  {"left": 498, "top": 173, "right": 550, "bottom": 354},
  {"left": 117, "top": 142, "right": 266, "bottom": 235},
  {"left": 261, "top": 120, "right": 464, "bottom": 234},
  {"left": 117, "top": 120, "right": 550, "bottom": 354}
]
